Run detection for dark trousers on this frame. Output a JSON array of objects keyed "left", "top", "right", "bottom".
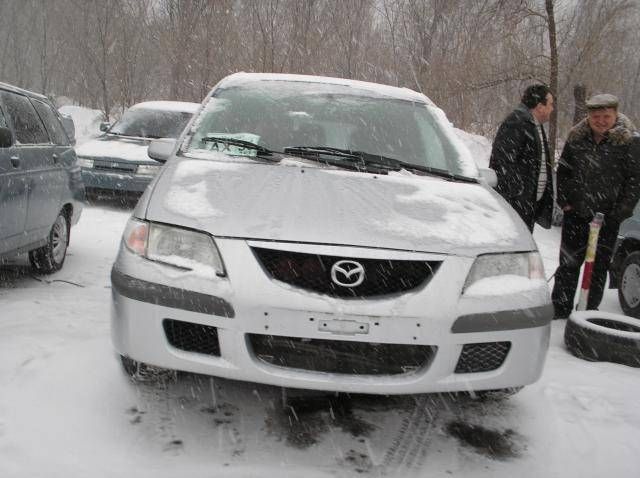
[{"left": 551, "top": 211, "right": 619, "bottom": 317}]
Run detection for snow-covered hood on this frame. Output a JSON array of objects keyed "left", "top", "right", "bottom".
[
  {"left": 142, "top": 155, "right": 534, "bottom": 256},
  {"left": 74, "top": 135, "right": 156, "bottom": 164}
]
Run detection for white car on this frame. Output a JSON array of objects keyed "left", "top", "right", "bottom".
[
  {"left": 76, "top": 101, "right": 200, "bottom": 199},
  {"left": 111, "top": 73, "right": 552, "bottom": 396}
]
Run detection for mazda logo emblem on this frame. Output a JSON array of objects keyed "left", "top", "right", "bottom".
[{"left": 330, "top": 260, "right": 365, "bottom": 287}]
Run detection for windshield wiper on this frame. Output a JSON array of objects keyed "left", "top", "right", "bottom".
[
  {"left": 284, "top": 146, "right": 477, "bottom": 182},
  {"left": 283, "top": 146, "right": 390, "bottom": 173},
  {"left": 363, "top": 154, "right": 478, "bottom": 183},
  {"left": 284, "top": 146, "right": 361, "bottom": 161},
  {"left": 202, "top": 136, "right": 279, "bottom": 161}
]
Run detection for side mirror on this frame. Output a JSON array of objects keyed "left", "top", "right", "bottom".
[
  {"left": 0, "top": 126, "right": 13, "bottom": 148},
  {"left": 148, "top": 138, "right": 176, "bottom": 163},
  {"left": 478, "top": 167, "right": 497, "bottom": 188},
  {"left": 99, "top": 121, "right": 110, "bottom": 132},
  {"left": 60, "top": 114, "right": 76, "bottom": 145}
]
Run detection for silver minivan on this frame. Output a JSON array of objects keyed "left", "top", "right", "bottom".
[
  {"left": 111, "top": 73, "right": 552, "bottom": 396},
  {"left": 0, "top": 82, "right": 84, "bottom": 273}
]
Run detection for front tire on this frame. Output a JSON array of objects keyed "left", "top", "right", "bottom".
[
  {"left": 619, "top": 251, "right": 640, "bottom": 318},
  {"left": 29, "top": 211, "right": 69, "bottom": 274}
]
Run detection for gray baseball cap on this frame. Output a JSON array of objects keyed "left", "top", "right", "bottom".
[{"left": 586, "top": 93, "right": 619, "bottom": 110}]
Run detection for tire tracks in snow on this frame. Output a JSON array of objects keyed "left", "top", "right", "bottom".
[{"left": 379, "top": 394, "right": 439, "bottom": 474}]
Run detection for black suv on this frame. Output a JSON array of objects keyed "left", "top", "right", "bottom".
[
  {"left": 610, "top": 202, "right": 640, "bottom": 318},
  {"left": 0, "top": 82, "right": 84, "bottom": 273}
]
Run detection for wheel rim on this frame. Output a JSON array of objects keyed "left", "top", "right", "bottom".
[
  {"left": 621, "top": 262, "right": 640, "bottom": 308},
  {"left": 51, "top": 215, "right": 68, "bottom": 264}
]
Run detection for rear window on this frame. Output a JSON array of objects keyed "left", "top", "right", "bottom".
[
  {"left": 31, "top": 99, "right": 69, "bottom": 146},
  {"left": 0, "top": 91, "right": 50, "bottom": 144}
]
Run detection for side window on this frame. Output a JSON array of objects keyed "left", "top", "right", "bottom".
[
  {"left": 31, "top": 99, "right": 69, "bottom": 145},
  {"left": 0, "top": 91, "right": 50, "bottom": 144}
]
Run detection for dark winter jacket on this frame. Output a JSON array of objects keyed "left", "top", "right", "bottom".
[
  {"left": 489, "top": 104, "right": 554, "bottom": 229},
  {"left": 557, "top": 114, "right": 640, "bottom": 225}
]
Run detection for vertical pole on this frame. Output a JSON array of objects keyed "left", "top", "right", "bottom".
[{"left": 577, "top": 212, "right": 605, "bottom": 311}]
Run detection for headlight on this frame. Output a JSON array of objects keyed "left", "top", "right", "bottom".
[
  {"left": 123, "top": 218, "right": 226, "bottom": 276},
  {"left": 77, "top": 157, "right": 94, "bottom": 168},
  {"left": 463, "top": 252, "right": 545, "bottom": 292},
  {"left": 137, "top": 164, "right": 161, "bottom": 176}
]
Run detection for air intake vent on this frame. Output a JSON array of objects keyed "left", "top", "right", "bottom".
[
  {"left": 249, "top": 333, "right": 437, "bottom": 375},
  {"left": 454, "top": 342, "right": 511, "bottom": 373},
  {"left": 163, "top": 319, "right": 220, "bottom": 356}
]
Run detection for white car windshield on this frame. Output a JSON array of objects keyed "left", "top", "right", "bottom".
[
  {"left": 185, "top": 80, "right": 467, "bottom": 175},
  {"left": 109, "top": 108, "right": 193, "bottom": 139}
]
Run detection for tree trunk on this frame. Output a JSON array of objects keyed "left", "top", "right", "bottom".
[
  {"left": 573, "top": 84, "right": 587, "bottom": 125},
  {"left": 545, "top": 0, "right": 558, "bottom": 165}
]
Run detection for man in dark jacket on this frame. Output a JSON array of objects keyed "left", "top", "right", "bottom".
[
  {"left": 552, "top": 94, "right": 640, "bottom": 318},
  {"left": 489, "top": 84, "right": 555, "bottom": 231}
]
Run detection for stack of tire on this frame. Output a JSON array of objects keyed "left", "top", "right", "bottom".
[{"left": 564, "top": 311, "right": 640, "bottom": 368}]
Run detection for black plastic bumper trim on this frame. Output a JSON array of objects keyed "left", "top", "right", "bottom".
[
  {"left": 111, "top": 268, "right": 234, "bottom": 318},
  {"left": 451, "top": 304, "right": 553, "bottom": 333}
]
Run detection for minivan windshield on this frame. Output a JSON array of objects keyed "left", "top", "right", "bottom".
[
  {"left": 109, "top": 108, "right": 193, "bottom": 139},
  {"left": 184, "top": 80, "right": 470, "bottom": 175}
]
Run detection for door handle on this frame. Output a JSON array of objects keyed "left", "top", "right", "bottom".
[{"left": 10, "top": 155, "right": 20, "bottom": 168}]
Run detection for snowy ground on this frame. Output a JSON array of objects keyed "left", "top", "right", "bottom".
[
  {"left": 1, "top": 114, "right": 638, "bottom": 476},
  {"left": 1, "top": 200, "right": 639, "bottom": 478}
]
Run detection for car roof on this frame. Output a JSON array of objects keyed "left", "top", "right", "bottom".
[
  {"left": 0, "top": 81, "right": 50, "bottom": 102},
  {"left": 129, "top": 101, "right": 200, "bottom": 114},
  {"left": 216, "top": 72, "right": 435, "bottom": 106}
]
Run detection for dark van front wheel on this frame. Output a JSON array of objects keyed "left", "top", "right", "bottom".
[
  {"left": 29, "top": 211, "right": 69, "bottom": 274},
  {"left": 619, "top": 251, "right": 640, "bottom": 318}
]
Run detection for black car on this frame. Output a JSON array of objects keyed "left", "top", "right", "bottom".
[
  {"left": 0, "top": 82, "right": 84, "bottom": 273},
  {"left": 610, "top": 202, "right": 640, "bottom": 317}
]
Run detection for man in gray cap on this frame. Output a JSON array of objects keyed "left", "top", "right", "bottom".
[{"left": 552, "top": 93, "right": 640, "bottom": 318}]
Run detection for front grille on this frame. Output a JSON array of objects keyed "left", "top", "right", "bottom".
[
  {"left": 454, "top": 342, "right": 511, "bottom": 373},
  {"left": 249, "top": 334, "right": 437, "bottom": 375},
  {"left": 252, "top": 247, "right": 440, "bottom": 298},
  {"left": 93, "top": 159, "right": 137, "bottom": 173},
  {"left": 163, "top": 319, "right": 220, "bottom": 356}
]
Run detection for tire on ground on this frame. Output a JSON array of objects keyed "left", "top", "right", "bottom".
[
  {"left": 29, "top": 210, "right": 69, "bottom": 274},
  {"left": 618, "top": 251, "right": 640, "bottom": 318},
  {"left": 564, "top": 311, "right": 640, "bottom": 368}
]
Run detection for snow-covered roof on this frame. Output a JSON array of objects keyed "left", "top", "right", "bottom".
[
  {"left": 129, "top": 101, "right": 200, "bottom": 114},
  {"left": 0, "top": 81, "right": 49, "bottom": 101},
  {"left": 217, "top": 72, "right": 435, "bottom": 106}
]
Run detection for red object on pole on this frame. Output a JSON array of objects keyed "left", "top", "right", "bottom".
[{"left": 577, "top": 212, "right": 605, "bottom": 311}]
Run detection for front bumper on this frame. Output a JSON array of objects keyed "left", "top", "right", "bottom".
[
  {"left": 81, "top": 168, "right": 153, "bottom": 193},
  {"left": 111, "top": 239, "right": 552, "bottom": 394}
]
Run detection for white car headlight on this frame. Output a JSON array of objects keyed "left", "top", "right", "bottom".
[
  {"left": 123, "top": 218, "right": 226, "bottom": 276},
  {"left": 463, "top": 252, "right": 545, "bottom": 292},
  {"left": 77, "top": 157, "right": 94, "bottom": 168},
  {"left": 136, "top": 164, "right": 161, "bottom": 176}
]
